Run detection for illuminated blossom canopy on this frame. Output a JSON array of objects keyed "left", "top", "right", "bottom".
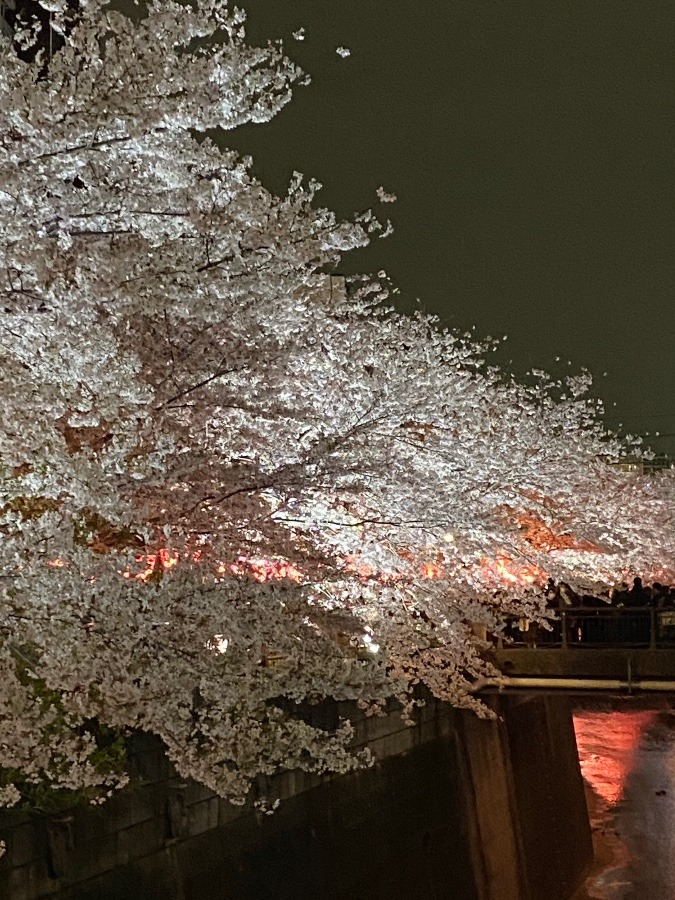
[{"left": 0, "top": 0, "right": 673, "bottom": 806}]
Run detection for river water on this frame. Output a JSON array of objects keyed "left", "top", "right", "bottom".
[{"left": 572, "top": 701, "right": 675, "bottom": 900}]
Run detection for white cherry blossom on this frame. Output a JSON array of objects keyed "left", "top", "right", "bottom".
[{"left": 0, "top": 0, "right": 672, "bottom": 807}]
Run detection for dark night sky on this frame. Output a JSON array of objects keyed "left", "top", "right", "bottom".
[{"left": 223, "top": 2, "right": 675, "bottom": 456}]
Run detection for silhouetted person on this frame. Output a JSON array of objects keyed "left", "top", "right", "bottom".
[
  {"left": 650, "top": 582, "right": 674, "bottom": 609},
  {"left": 544, "top": 578, "right": 558, "bottom": 609},
  {"left": 629, "top": 576, "right": 649, "bottom": 607},
  {"left": 559, "top": 582, "right": 579, "bottom": 607},
  {"left": 612, "top": 582, "right": 631, "bottom": 607}
]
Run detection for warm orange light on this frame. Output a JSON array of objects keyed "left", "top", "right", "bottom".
[
  {"left": 573, "top": 709, "right": 658, "bottom": 805},
  {"left": 114, "top": 541, "right": 551, "bottom": 593},
  {"left": 224, "top": 556, "right": 304, "bottom": 583},
  {"left": 496, "top": 504, "right": 604, "bottom": 554},
  {"left": 478, "top": 552, "right": 546, "bottom": 588},
  {"left": 121, "top": 547, "right": 189, "bottom": 581},
  {"left": 340, "top": 554, "right": 408, "bottom": 584},
  {"left": 341, "top": 554, "right": 377, "bottom": 579},
  {"left": 421, "top": 561, "right": 444, "bottom": 579}
]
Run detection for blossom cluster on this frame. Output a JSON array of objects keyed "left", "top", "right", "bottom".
[{"left": 0, "top": 0, "right": 672, "bottom": 807}]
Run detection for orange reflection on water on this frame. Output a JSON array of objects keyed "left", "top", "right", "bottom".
[{"left": 573, "top": 709, "right": 658, "bottom": 805}]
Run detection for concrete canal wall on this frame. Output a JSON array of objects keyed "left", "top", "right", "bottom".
[
  {"left": 0, "top": 695, "right": 591, "bottom": 899},
  {"left": 457, "top": 695, "right": 592, "bottom": 900}
]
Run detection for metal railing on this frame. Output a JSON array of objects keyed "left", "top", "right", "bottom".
[{"left": 500, "top": 607, "right": 675, "bottom": 650}]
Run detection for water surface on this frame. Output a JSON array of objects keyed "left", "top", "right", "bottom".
[{"left": 573, "top": 703, "right": 675, "bottom": 899}]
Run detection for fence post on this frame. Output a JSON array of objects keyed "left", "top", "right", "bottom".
[
  {"left": 561, "top": 610, "right": 568, "bottom": 649},
  {"left": 650, "top": 608, "right": 657, "bottom": 649}
]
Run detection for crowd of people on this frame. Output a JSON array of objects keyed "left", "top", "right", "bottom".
[
  {"left": 503, "top": 577, "right": 675, "bottom": 648},
  {"left": 546, "top": 577, "right": 675, "bottom": 611}
]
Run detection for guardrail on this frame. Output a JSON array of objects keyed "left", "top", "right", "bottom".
[{"left": 499, "top": 607, "right": 675, "bottom": 650}]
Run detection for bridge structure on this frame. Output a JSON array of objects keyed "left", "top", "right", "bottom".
[{"left": 478, "top": 606, "right": 675, "bottom": 694}]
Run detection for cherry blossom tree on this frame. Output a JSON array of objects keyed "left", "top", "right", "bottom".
[{"left": 0, "top": 0, "right": 673, "bottom": 807}]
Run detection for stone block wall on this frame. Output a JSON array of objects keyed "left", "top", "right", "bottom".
[{"left": 0, "top": 695, "right": 476, "bottom": 899}]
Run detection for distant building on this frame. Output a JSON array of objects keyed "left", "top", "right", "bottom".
[{"left": 612, "top": 454, "right": 674, "bottom": 475}]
